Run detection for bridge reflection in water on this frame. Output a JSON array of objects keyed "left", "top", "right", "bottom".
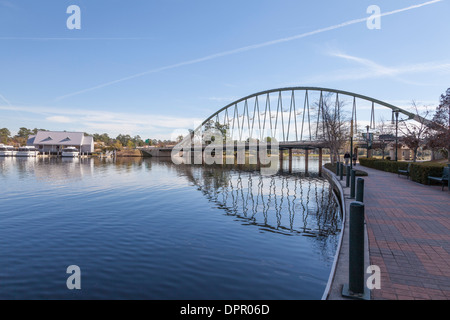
[
  {"left": 8, "top": 155, "right": 341, "bottom": 239},
  {"left": 7, "top": 156, "right": 341, "bottom": 240},
  {"left": 182, "top": 162, "right": 341, "bottom": 238}
]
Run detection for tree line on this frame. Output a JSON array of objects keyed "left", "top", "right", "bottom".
[
  {"left": 0, "top": 128, "right": 178, "bottom": 151},
  {"left": 92, "top": 133, "right": 178, "bottom": 151},
  {"left": 0, "top": 127, "right": 47, "bottom": 147}
]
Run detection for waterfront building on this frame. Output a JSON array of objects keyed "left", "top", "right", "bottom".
[{"left": 27, "top": 131, "right": 94, "bottom": 154}]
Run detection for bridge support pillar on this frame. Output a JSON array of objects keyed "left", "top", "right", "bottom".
[
  {"left": 256, "top": 144, "right": 261, "bottom": 169},
  {"left": 288, "top": 148, "right": 293, "bottom": 173},
  {"left": 318, "top": 148, "right": 323, "bottom": 176},
  {"left": 279, "top": 149, "right": 284, "bottom": 172},
  {"left": 305, "top": 149, "right": 309, "bottom": 174}
]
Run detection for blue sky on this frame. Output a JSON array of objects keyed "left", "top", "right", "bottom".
[{"left": 0, "top": 0, "right": 449, "bottom": 139}]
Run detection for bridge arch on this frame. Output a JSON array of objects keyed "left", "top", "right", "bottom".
[{"left": 195, "top": 87, "right": 428, "bottom": 143}]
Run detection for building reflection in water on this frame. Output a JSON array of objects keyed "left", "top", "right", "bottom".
[{"left": 0, "top": 157, "right": 95, "bottom": 183}]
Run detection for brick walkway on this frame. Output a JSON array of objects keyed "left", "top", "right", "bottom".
[{"left": 360, "top": 165, "right": 450, "bottom": 300}]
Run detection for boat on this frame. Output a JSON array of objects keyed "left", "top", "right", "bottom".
[
  {"left": 7, "top": 146, "right": 17, "bottom": 157},
  {"left": 0, "top": 144, "right": 10, "bottom": 156},
  {"left": 16, "top": 146, "right": 39, "bottom": 157},
  {"left": 62, "top": 147, "right": 80, "bottom": 157},
  {"left": 0, "top": 145, "right": 16, "bottom": 157}
]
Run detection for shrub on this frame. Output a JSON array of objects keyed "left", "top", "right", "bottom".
[
  {"left": 358, "top": 157, "right": 447, "bottom": 185},
  {"left": 410, "top": 162, "right": 447, "bottom": 185},
  {"left": 358, "top": 157, "right": 408, "bottom": 173}
]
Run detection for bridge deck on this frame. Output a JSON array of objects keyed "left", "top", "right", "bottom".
[{"left": 144, "top": 141, "right": 328, "bottom": 153}]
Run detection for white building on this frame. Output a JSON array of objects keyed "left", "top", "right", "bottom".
[{"left": 27, "top": 131, "right": 94, "bottom": 154}]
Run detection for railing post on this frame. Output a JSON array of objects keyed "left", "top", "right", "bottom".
[
  {"left": 350, "top": 169, "right": 356, "bottom": 199},
  {"left": 346, "top": 165, "right": 351, "bottom": 188},
  {"left": 356, "top": 178, "right": 365, "bottom": 202},
  {"left": 342, "top": 201, "right": 370, "bottom": 300}
]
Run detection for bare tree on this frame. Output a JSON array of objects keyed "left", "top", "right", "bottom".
[
  {"left": 374, "top": 117, "right": 395, "bottom": 159},
  {"left": 316, "top": 94, "right": 349, "bottom": 164},
  {"left": 399, "top": 101, "right": 431, "bottom": 162}
]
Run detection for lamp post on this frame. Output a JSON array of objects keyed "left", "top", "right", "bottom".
[
  {"left": 350, "top": 136, "right": 353, "bottom": 170},
  {"left": 392, "top": 110, "right": 400, "bottom": 161},
  {"left": 366, "top": 125, "right": 370, "bottom": 158}
]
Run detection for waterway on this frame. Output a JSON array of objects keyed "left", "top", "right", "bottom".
[{"left": 0, "top": 156, "right": 341, "bottom": 299}]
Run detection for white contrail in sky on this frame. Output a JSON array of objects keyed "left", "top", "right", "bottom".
[
  {"left": 0, "top": 93, "right": 12, "bottom": 106},
  {"left": 54, "top": 0, "right": 443, "bottom": 101}
]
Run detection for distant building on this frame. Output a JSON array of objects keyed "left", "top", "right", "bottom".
[
  {"left": 386, "top": 142, "right": 413, "bottom": 161},
  {"left": 27, "top": 131, "right": 94, "bottom": 154}
]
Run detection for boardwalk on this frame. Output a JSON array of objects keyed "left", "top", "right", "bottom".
[
  {"left": 362, "top": 166, "right": 450, "bottom": 300},
  {"left": 325, "top": 164, "right": 450, "bottom": 300}
]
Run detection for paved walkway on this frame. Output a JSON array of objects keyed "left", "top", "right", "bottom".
[{"left": 358, "top": 165, "right": 450, "bottom": 300}]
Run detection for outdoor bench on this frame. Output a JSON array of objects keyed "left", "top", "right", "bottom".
[
  {"left": 398, "top": 163, "right": 411, "bottom": 179},
  {"left": 428, "top": 167, "right": 449, "bottom": 191}
]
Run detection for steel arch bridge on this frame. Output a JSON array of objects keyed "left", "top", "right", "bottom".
[{"left": 193, "top": 87, "right": 428, "bottom": 145}]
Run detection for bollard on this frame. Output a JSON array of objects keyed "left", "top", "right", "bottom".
[
  {"left": 350, "top": 169, "right": 356, "bottom": 199},
  {"left": 356, "top": 178, "right": 365, "bottom": 202},
  {"left": 346, "top": 165, "right": 351, "bottom": 188},
  {"left": 342, "top": 201, "right": 370, "bottom": 300},
  {"left": 336, "top": 161, "right": 340, "bottom": 176},
  {"left": 339, "top": 162, "right": 344, "bottom": 181},
  {"left": 349, "top": 202, "right": 365, "bottom": 294}
]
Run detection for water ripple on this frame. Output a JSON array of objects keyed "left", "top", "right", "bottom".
[{"left": 0, "top": 157, "right": 340, "bottom": 300}]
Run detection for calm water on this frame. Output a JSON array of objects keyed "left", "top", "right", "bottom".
[{"left": 0, "top": 156, "right": 341, "bottom": 300}]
